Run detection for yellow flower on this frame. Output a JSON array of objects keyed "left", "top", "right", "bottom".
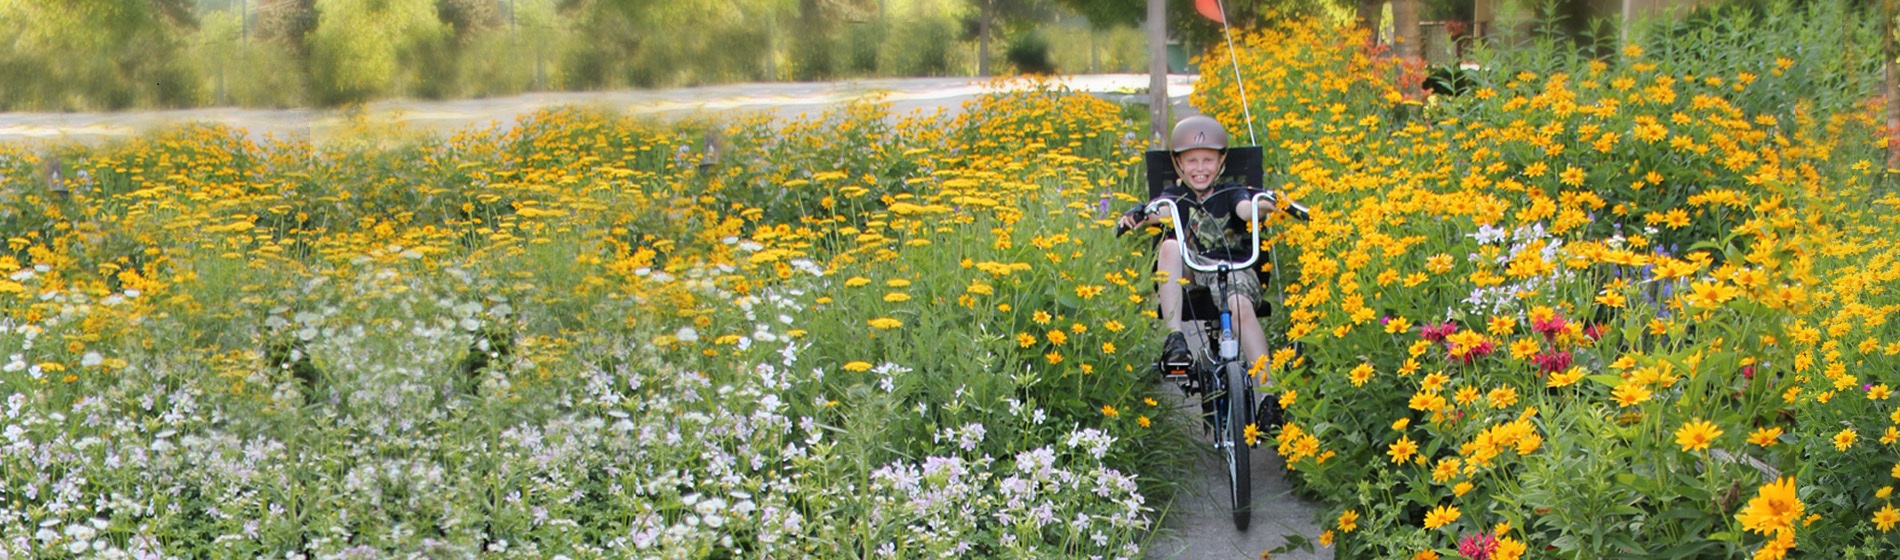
[
  {"left": 1045, "top": 351, "right": 1063, "bottom": 364},
  {"left": 1423, "top": 504, "right": 1460, "bottom": 530},
  {"left": 1487, "top": 386, "right": 1519, "bottom": 409},
  {"left": 1748, "top": 426, "right": 1784, "bottom": 447},
  {"left": 1392, "top": 417, "right": 1411, "bottom": 430},
  {"left": 1337, "top": 509, "right": 1360, "bottom": 533},
  {"left": 1874, "top": 504, "right": 1900, "bottom": 532},
  {"left": 1388, "top": 435, "right": 1418, "bottom": 464},
  {"left": 867, "top": 317, "right": 902, "bottom": 330},
  {"left": 1104, "top": 320, "right": 1125, "bottom": 332},
  {"left": 1017, "top": 333, "right": 1036, "bottom": 347},
  {"left": 1559, "top": 166, "right": 1586, "bottom": 186},
  {"left": 1879, "top": 486, "right": 1893, "bottom": 499},
  {"left": 1675, "top": 419, "right": 1722, "bottom": 452},
  {"left": 1244, "top": 422, "right": 1261, "bottom": 447},
  {"left": 842, "top": 361, "right": 872, "bottom": 372},
  {"left": 1493, "top": 537, "right": 1527, "bottom": 560},
  {"left": 1101, "top": 404, "right": 1118, "bottom": 417},
  {"left": 1453, "top": 481, "right": 1474, "bottom": 497},
  {"left": 1546, "top": 366, "right": 1586, "bottom": 388},
  {"left": 883, "top": 292, "right": 910, "bottom": 302},
  {"left": 1613, "top": 381, "right": 1652, "bottom": 407},
  {"left": 1101, "top": 342, "right": 1115, "bottom": 354},
  {"left": 1317, "top": 529, "right": 1334, "bottom": 547},
  {"left": 1736, "top": 477, "right": 1803, "bottom": 536},
  {"left": 1835, "top": 429, "right": 1858, "bottom": 451},
  {"left": 1349, "top": 363, "right": 1374, "bottom": 387},
  {"left": 1137, "top": 416, "right": 1151, "bottom": 428},
  {"left": 845, "top": 276, "right": 871, "bottom": 287},
  {"left": 1046, "top": 330, "right": 1068, "bottom": 346},
  {"left": 1033, "top": 310, "right": 1051, "bottom": 324}
]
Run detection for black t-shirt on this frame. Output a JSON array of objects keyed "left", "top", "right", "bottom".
[{"left": 1154, "top": 179, "right": 1269, "bottom": 263}]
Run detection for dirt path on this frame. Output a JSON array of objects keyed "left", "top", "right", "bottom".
[{"left": 0, "top": 74, "right": 1199, "bottom": 145}]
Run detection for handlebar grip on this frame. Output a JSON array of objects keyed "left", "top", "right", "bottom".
[{"left": 1283, "top": 201, "right": 1311, "bottom": 221}]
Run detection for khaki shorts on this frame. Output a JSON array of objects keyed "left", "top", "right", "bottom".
[
  {"left": 1158, "top": 267, "right": 1264, "bottom": 316},
  {"left": 1191, "top": 267, "right": 1263, "bottom": 306}
]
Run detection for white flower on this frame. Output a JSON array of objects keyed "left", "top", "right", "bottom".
[
  {"left": 80, "top": 353, "right": 102, "bottom": 367},
  {"left": 675, "top": 327, "right": 699, "bottom": 343}
]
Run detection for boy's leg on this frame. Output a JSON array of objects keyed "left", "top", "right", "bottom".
[
  {"left": 1156, "top": 238, "right": 1191, "bottom": 378},
  {"left": 1227, "top": 293, "right": 1270, "bottom": 378},
  {"left": 1158, "top": 238, "right": 1184, "bottom": 332}
]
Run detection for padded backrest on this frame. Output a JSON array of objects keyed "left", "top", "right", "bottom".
[{"left": 1144, "top": 146, "right": 1264, "bottom": 199}]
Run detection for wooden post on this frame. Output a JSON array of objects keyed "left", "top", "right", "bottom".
[
  {"left": 1148, "top": 0, "right": 1168, "bottom": 148},
  {"left": 1886, "top": 0, "right": 1898, "bottom": 167}
]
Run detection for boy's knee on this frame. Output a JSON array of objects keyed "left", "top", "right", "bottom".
[
  {"left": 1227, "top": 294, "right": 1257, "bottom": 316},
  {"left": 1158, "top": 238, "right": 1182, "bottom": 257}
]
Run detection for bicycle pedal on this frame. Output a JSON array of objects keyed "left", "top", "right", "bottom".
[{"left": 1161, "top": 361, "right": 1192, "bottom": 382}]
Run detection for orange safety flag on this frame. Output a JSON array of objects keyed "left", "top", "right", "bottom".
[{"left": 1194, "top": 0, "right": 1226, "bottom": 23}]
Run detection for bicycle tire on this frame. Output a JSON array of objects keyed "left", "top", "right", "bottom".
[{"left": 1225, "top": 361, "right": 1253, "bottom": 531}]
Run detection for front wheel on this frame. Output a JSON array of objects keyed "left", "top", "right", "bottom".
[{"left": 1225, "top": 361, "right": 1253, "bottom": 531}]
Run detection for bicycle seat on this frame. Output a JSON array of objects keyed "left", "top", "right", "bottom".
[{"left": 1180, "top": 283, "right": 1271, "bottom": 322}]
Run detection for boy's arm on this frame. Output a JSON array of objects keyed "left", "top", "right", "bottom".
[{"left": 1233, "top": 188, "right": 1277, "bottom": 225}]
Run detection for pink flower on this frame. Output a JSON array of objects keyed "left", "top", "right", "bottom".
[{"left": 1458, "top": 532, "right": 1499, "bottom": 560}]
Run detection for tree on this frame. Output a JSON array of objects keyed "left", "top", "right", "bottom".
[
  {"left": 0, "top": 0, "right": 201, "bottom": 109},
  {"left": 964, "top": 0, "right": 1055, "bottom": 76},
  {"left": 307, "top": 0, "right": 450, "bottom": 104}
]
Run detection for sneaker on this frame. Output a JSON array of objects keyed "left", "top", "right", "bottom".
[
  {"left": 1159, "top": 332, "right": 1191, "bottom": 381},
  {"left": 1255, "top": 394, "right": 1284, "bottom": 430}
]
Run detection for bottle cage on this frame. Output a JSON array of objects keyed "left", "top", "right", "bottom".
[{"left": 1144, "top": 146, "right": 1265, "bottom": 199}]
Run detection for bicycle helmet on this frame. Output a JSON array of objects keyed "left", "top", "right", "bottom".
[{"left": 1169, "top": 116, "right": 1229, "bottom": 154}]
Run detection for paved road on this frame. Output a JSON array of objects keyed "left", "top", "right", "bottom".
[
  {"left": 0, "top": 73, "right": 1334, "bottom": 558},
  {"left": 0, "top": 73, "right": 1200, "bottom": 145},
  {"left": 1147, "top": 383, "right": 1333, "bottom": 560}
]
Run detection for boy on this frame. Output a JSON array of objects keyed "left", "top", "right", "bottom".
[{"left": 1115, "top": 115, "right": 1275, "bottom": 380}]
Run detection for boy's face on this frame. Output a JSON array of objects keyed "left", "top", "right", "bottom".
[{"left": 1176, "top": 148, "right": 1223, "bottom": 191}]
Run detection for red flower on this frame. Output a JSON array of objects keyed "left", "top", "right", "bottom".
[
  {"left": 1453, "top": 339, "right": 1496, "bottom": 365},
  {"left": 1531, "top": 314, "right": 1568, "bottom": 341},
  {"left": 1458, "top": 532, "right": 1498, "bottom": 560},
  {"left": 1422, "top": 321, "right": 1459, "bottom": 343},
  {"left": 1532, "top": 350, "right": 1573, "bottom": 374},
  {"left": 1583, "top": 322, "right": 1605, "bottom": 341}
]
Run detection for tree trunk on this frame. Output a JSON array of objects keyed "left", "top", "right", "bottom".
[
  {"left": 1356, "top": 0, "right": 1382, "bottom": 40},
  {"left": 1394, "top": 0, "right": 1420, "bottom": 62},
  {"left": 978, "top": 0, "right": 993, "bottom": 77}
]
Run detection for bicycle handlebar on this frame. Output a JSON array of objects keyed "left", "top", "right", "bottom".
[
  {"left": 1147, "top": 193, "right": 1270, "bottom": 272},
  {"left": 1113, "top": 191, "right": 1311, "bottom": 272}
]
